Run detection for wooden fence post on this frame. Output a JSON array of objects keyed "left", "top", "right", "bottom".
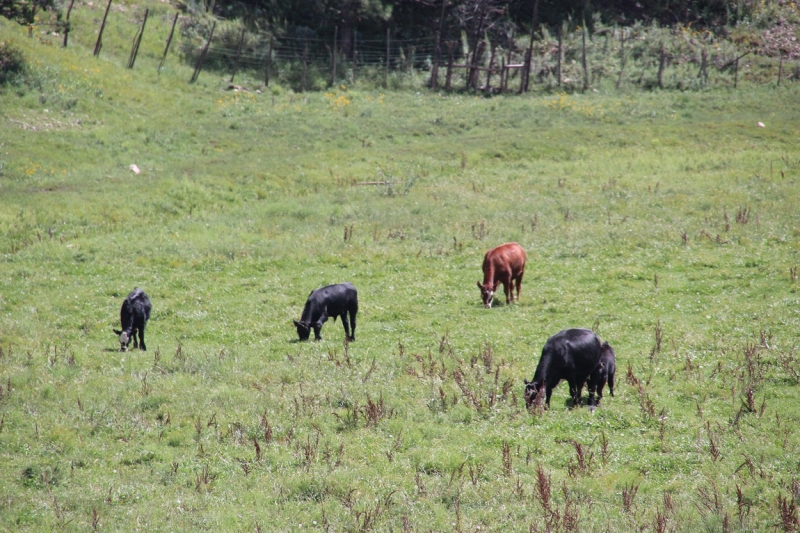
[
  {"left": 445, "top": 41, "right": 455, "bottom": 91},
  {"left": 778, "top": 53, "right": 783, "bottom": 86},
  {"left": 522, "top": 0, "right": 539, "bottom": 93},
  {"left": 385, "top": 28, "right": 390, "bottom": 88},
  {"left": 331, "top": 26, "right": 338, "bottom": 87},
  {"left": 556, "top": 25, "right": 562, "bottom": 87},
  {"left": 581, "top": 20, "right": 589, "bottom": 90},
  {"left": 657, "top": 45, "right": 666, "bottom": 89},
  {"left": 301, "top": 41, "right": 308, "bottom": 92},
  {"left": 93, "top": 0, "right": 113, "bottom": 57},
  {"left": 62, "top": 0, "right": 75, "bottom": 48},
  {"left": 353, "top": 32, "right": 358, "bottom": 85},
  {"left": 190, "top": 21, "right": 216, "bottom": 83},
  {"left": 698, "top": 47, "right": 707, "bottom": 87},
  {"left": 616, "top": 27, "right": 626, "bottom": 90},
  {"left": 229, "top": 26, "right": 246, "bottom": 83},
  {"left": 127, "top": 8, "right": 148, "bottom": 69},
  {"left": 158, "top": 12, "right": 179, "bottom": 74},
  {"left": 430, "top": 0, "right": 447, "bottom": 90},
  {"left": 264, "top": 35, "right": 273, "bottom": 86},
  {"left": 485, "top": 43, "right": 496, "bottom": 90}
]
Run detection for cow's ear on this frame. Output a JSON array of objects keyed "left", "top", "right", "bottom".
[
  {"left": 293, "top": 320, "right": 301, "bottom": 328},
  {"left": 492, "top": 280, "right": 500, "bottom": 291},
  {"left": 476, "top": 281, "right": 482, "bottom": 289},
  {"left": 524, "top": 378, "right": 529, "bottom": 385},
  {"left": 113, "top": 329, "right": 122, "bottom": 335}
]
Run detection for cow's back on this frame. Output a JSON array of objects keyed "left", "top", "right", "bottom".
[
  {"left": 484, "top": 243, "right": 526, "bottom": 272},
  {"left": 124, "top": 288, "right": 152, "bottom": 320},
  {"left": 535, "top": 328, "right": 600, "bottom": 380}
]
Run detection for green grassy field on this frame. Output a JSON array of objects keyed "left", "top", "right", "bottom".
[{"left": 2, "top": 10, "right": 800, "bottom": 532}]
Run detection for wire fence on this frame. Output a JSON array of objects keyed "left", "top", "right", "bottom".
[{"left": 32, "top": 1, "right": 800, "bottom": 93}]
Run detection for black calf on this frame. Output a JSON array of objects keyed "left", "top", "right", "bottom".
[
  {"left": 113, "top": 288, "right": 152, "bottom": 351},
  {"left": 293, "top": 283, "right": 358, "bottom": 342}
]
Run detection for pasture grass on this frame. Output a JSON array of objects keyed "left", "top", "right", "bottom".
[{"left": 2, "top": 11, "right": 800, "bottom": 532}]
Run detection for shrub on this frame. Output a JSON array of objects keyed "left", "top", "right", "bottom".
[{"left": 0, "top": 40, "right": 25, "bottom": 85}]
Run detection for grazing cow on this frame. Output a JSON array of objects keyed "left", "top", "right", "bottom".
[
  {"left": 293, "top": 282, "right": 358, "bottom": 342},
  {"left": 113, "top": 288, "right": 152, "bottom": 352},
  {"left": 587, "top": 341, "right": 616, "bottom": 411},
  {"left": 477, "top": 242, "right": 526, "bottom": 308},
  {"left": 523, "top": 328, "right": 604, "bottom": 409}
]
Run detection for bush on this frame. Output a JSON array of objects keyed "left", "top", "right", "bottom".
[{"left": 0, "top": 40, "right": 26, "bottom": 85}]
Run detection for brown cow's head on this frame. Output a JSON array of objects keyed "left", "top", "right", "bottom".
[
  {"left": 476, "top": 280, "right": 500, "bottom": 308},
  {"left": 293, "top": 320, "right": 311, "bottom": 341}
]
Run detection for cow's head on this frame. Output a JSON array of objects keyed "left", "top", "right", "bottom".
[
  {"left": 476, "top": 280, "right": 500, "bottom": 308},
  {"left": 293, "top": 320, "right": 311, "bottom": 341},
  {"left": 113, "top": 329, "right": 130, "bottom": 352},
  {"left": 601, "top": 341, "right": 615, "bottom": 358},
  {"left": 523, "top": 378, "right": 542, "bottom": 408}
]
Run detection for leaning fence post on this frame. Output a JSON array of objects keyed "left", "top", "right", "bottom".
[
  {"left": 127, "top": 8, "right": 148, "bottom": 69},
  {"left": 190, "top": 21, "right": 216, "bottom": 83},
  {"left": 93, "top": 0, "right": 113, "bottom": 57},
  {"left": 229, "top": 26, "right": 246, "bottom": 83},
  {"left": 158, "top": 11, "right": 179, "bottom": 74},
  {"left": 62, "top": 0, "right": 75, "bottom": 48},
  {"left": 778, "top": 53, "right": 784, "bottom": 86}
]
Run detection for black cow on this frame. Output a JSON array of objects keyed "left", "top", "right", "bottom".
[
  {"left": 587, "top": 341, "right": 616, "bottom": 411},
  {"left": 524, "top": 328, "right": 604, "bottom": 409},
  {"left": 293, "top": 282, "right": 358, "bottom": 342},
  {"left": 113, "top": 288, "right": 152, "bottom": 352}
]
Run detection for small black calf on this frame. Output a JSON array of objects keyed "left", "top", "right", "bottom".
[
  {"left": 113, "top": 288, "right": 152, "bottom": 352},
  {"left": 587, "top": 341, "right": 616, "bottom": 411},
  {"left": 293, "top": 282, "right": 358, "bottom": 342}
]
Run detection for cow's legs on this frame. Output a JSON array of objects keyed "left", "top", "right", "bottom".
[
  {"left": 132, "top": 329, "right": 139, "bottom": 349},
  {"left": 314, "top": 312, "right": 329, "bottom": 341},
  {"left": 503, "top": 274, "right": 513, "bottom": 304},
  {"left": 515, "top": 272, "right": 524, "bottom": 301},
  {"left": 349, "top": 308, "right": 357, "bottom": 341},
  {"left": 341, "top": 313, "right": 351, "bottom": 341},
  {"left": 138, "top": 326, "right": 146, "bottom": 351},
  {"left": 587, "top": 380, "right": 598, "bottom": 410}
]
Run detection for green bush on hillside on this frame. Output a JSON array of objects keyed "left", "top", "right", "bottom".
[{"left": 0, "top": 40, "right": 25, "bottom": 85}]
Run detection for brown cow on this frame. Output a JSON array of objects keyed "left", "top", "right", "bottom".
[{"left": 476, "top": 242, "right": 526, "bottom": 308}]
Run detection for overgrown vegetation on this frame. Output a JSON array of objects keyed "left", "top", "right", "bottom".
[
  {"left": 0, "top": 40, "right": 26, "bottom": 85},
  {"left": 1, "top": 6, "right": 800, "bottom": 532}
]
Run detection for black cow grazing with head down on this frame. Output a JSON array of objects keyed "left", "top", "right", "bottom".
[
  {"left": 477, "top": 242, "right": 526, "bottom": 308},
  {"left": 113, "top": 288, "right": 152, "bottom": 352},
  {"left": 294, "top": 282, "right": 358, "bottom": 342},
  {"left": 587, "top": 341, "right": 616, "bottom": 411},
  {"left": 524, "top": 328, "right": 605, "bottom": 410}
]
